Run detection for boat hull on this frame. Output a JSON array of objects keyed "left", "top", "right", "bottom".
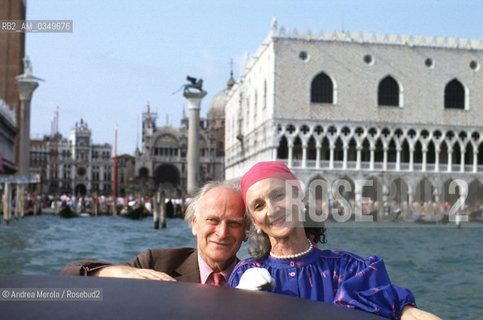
[{"left": 0, "top": 274, "right": 384, "bottom": 319}]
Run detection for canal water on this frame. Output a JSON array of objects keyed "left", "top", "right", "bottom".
[{"left": 0, "top": 215, "right": 481, "bottom": 320}]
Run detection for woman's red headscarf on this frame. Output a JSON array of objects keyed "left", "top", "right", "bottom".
[{"left": 240, "top": 161, "right": 301, "bottom": 203}]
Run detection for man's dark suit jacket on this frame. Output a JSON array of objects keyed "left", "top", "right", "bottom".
[{"left": 61, "top": 247, "right": 201, "bottom": 283}]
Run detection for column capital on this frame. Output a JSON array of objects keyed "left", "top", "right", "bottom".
[
  {"left": 183, "top": 90, "right": 207, "bottom": 100},
  {"left": 15, "top": 57, "right": 42, "bottom": 100},
  {"left": 184, "top": 90, "right": 207, "bottom": 110},
  {"left": 15, "top": 79, "right": 39, "bottom": 101}
]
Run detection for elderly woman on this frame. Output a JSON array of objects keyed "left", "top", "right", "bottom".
[{"left": 228, "top": 161, "right": 440, "bottom": 320}]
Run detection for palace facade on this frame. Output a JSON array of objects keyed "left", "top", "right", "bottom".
[{"left": 224, "top": 20, "right": 483, "bottom": 214}]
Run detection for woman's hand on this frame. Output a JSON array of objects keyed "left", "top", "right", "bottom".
[{"left": 401, "top": 305, "right": 442, "bottom": 320}]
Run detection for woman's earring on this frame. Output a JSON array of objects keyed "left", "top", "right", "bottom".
[{"left": 256, "top": 229, "right": 262, "bottom": 235}]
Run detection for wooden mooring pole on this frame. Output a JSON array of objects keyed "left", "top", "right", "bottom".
[
  {"left": 154, "top": 191, "right": 167, "bottom": 229},
  {"left": 153, "top": 192, "right": 160, "bottom": 229},
  {"left": 3, "top": 182, "right": 12, "bottom": 224}
]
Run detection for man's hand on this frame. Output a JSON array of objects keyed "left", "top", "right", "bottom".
[
  {"left": 401, "top": 305, "right": 442, "bottom": 320},
  {"left": 91, "top": 265, "right": 176, "bottom": 281}
]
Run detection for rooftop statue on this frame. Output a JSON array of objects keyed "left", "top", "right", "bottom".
[
  {"left": 23, "top": 56, "right": 32, "bottom": 75},
  {"left": 184, "top": 76, "right": 204, "bottom": 94}
]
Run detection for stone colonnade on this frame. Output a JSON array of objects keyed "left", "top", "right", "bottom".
[{"left": 275, "top": 121, "right": 482, "bottom": 174}]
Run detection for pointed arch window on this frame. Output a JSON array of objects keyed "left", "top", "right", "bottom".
[
  {"left": 277, "top": 136, "right": 288, "bottom": 159},
  {"left": 307, "top": 136, "right": 317, "bottom": 160},
  {"left": 444, "top": 79, "right": 465, "bottom": 109},
  {"left": 378, "top": 76, "right": 399, "bottom": 106},
  {"left": 311, "top": 72, "right": 333, "bottom": 103}
]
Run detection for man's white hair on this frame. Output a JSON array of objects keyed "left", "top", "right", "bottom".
[{"left": 184, "top": 181, "right": 249, "bottom": 229}]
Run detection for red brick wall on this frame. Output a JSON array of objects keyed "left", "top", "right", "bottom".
[{"left": 0, "top": 0, "right": 26, "bottom": 169}]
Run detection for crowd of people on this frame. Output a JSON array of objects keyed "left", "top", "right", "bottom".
[{"left": 0, "top": 192, "right": 190, "bottom": 218}]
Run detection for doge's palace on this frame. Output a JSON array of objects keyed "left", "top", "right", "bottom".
[{"left": 224, "top": 19, "right": 482, "bottom": 215}]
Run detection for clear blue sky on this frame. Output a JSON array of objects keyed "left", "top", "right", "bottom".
[{"left": 26, "top": 0, "right": 483, "bottom": 155}]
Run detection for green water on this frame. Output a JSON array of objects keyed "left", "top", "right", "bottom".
[{"left": 1, "top": 215, "right": 481, "bottom": 320}]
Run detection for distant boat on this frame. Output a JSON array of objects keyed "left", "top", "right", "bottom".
[
  {"left": 121, "top": 205, "right": 145, "bottom": 220},
  {"left": 414, "top": 213, "right": 449, "bottom": 224},
  {"left": 469, "top": 210, "right": 483, "bottom": 223},
  {"left": 59, "top": 206, "right": 78, "bottom": 218}
]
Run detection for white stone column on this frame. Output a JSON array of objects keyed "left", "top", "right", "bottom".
[
  {"left": 447, "top": 150, "right": 452, "bottom": 172},
  {"left": 342, "top": 145, "right": 348, "bottom": 170},
  {"left": 396, "top": 147, "right": 401, "bottom": 171},
  {"left": 272, "top": 147, "right": 277, "bottom": 161},
  {"left": 302, "top": 142, "right": 307, "bottom": 169},
  {"left": 435, "top": 147, "right": 440, "bottom": 172},
  {"left": 356, "top": 146, "right": 361, "bottom": 170},
  {"left": 409, "top": 147, "right": 414, "bottom": 171},
  {"left": 329, "top": 143, "right": 334, "bottom": 169},
  {"left": 15, "top": 57, "right": 41, "bottom": 176},
  {"left": 184, "top": 89, "right": 207, "bottom": 195},
  {"left": 474, "top": 152, "right": 478, "bottom": 173},
  {"left": 422, "top": 148, "right": 427, "bottom": 172},
  {"left": 315, "top": 142, "right": 321, "bottom": 169},
  {"left": 369, "top": 147, "right": 375, "bottom": 170}
]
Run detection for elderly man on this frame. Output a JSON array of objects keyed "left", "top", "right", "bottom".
[{"left": 61, "top": 182, "right": 247, "bottom": 286}]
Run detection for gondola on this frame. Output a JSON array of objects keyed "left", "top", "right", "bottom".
[
  {"left": 0, "top": 274, "right": 384, "bottom": 320},
  {"left": 58, "top": 206, "right": 79, "bottom": 218},
  {"left": 121, "top": 205, "right": 145, "bottom": 220}
]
